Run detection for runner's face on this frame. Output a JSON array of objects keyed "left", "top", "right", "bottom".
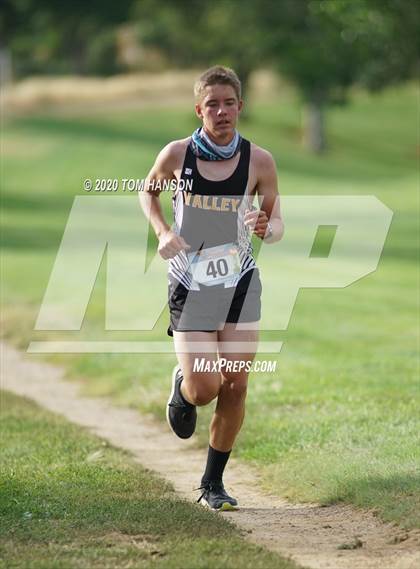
[{"left": 195, "top": 84, "right": 243, "bottom": 144}]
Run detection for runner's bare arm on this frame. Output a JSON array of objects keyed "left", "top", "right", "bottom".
[
  {"left": 139, "top": 143, "right": 190, "bottom": 260},
  {"left": 244, "top": 149, "right": 284, "bottom": 243}
]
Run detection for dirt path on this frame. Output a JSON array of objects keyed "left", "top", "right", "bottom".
[{"left": 1, "top": 342, "right": 419, "bottom": 569}]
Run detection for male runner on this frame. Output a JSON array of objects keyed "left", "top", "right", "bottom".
[{"left": 140, "top": 66, "right": 283, "bottom": 510}]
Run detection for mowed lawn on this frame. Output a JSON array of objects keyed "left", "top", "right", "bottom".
[
  {"left": 1, "top": 81, "right": 419, "bottom": 528},
  {"left": 0, "top": 391, "right": 297, "bottom": 569}
]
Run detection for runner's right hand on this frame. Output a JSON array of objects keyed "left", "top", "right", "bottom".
[{"left": 158, "top": 230, "right": 191, "bottom": 260}]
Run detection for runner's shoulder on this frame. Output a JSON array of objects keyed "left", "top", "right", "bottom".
[
  {"left": 156, "top": 138, "right": 190, "bottom": 170},
  {"left": 250, "top": 142, "right": 276, "bottom": 170}
]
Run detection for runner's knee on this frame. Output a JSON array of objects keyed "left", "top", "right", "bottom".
[
  {"left": 182, "top": 371, "right": 220, "bottom": 406},
  {"left": 220, "top": 374, "right": 248, "bottom": 401}
]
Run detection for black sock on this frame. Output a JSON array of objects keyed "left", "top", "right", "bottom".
[{"left": 201, "top": 445, "right": 231, "bottom": 485}]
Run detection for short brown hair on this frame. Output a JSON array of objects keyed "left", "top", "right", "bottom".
[{"left": 194, "top": 66, "right": 241, "bottom": 102}]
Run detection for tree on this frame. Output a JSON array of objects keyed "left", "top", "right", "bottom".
[
  {"left": 255, "top": 0, "right": 420, "bottom": 152},
  {"left": 1, "top": 0, "right": 135, "bottom": 76},
  {"left": 134, "top": 0, "right": 260, "bottom": 102}
]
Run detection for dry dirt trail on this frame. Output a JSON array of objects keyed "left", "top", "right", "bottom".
[{"left": 1, "top": 342, "right": 419, "bottom": 569}]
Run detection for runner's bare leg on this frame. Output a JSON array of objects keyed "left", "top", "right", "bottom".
[
  {"left": 210, "top": 323, "right": 259, "bottom": 451},
  {"left": 173, "top": 331, "right": 221, "bottom": 405},
  {"left": 173, "top": 325, "right": 258, "bottom": 451}
]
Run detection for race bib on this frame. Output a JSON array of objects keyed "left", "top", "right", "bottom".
[{"left": 188, "top": 243, "right": 241, "bottom": 286}]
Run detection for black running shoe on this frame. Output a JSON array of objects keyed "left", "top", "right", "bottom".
[
  {"left": 166, "top": 366, "right": 197, "bottom": 439},
  {"left": 197, "top": 481, "right": 238, "bottom": 511}
]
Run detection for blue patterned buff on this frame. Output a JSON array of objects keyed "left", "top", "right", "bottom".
[{"left": 190, "top": 127, "right": 242, "bottom": 161}]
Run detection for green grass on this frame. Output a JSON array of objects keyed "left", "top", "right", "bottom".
[
  {"left": 0, "top": 391, "right": 298, "bottom": 569},
  {"left": 1, "top": 81, "right": 419, "bottom": 529}
]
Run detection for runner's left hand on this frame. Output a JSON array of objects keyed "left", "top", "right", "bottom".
[{"left": 244, "top": 208, "right": 269, "bottom": 239}]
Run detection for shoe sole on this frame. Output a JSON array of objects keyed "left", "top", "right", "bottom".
[{"left": 199, "top": 496, "right": 239, "bottom": 512}]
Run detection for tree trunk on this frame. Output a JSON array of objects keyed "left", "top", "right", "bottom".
[
  {"left": 0, "top": 48, "right": 12, "bottom": 86},
  {"left": 302, "top": 99, "right": 326, "bottom": 154}
]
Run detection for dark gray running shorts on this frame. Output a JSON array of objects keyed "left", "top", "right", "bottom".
[{"left": 167, "top": 268, "right": 262, "bottom": 337}]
